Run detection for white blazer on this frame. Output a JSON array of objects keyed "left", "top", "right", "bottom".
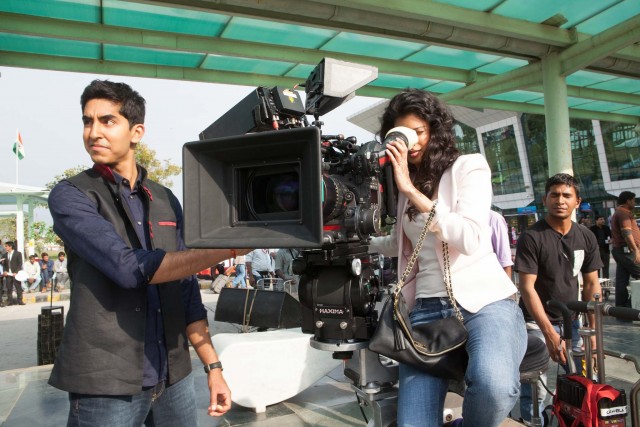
[{"left": 369, "top": 154, "right": 516, "bottom": 313}]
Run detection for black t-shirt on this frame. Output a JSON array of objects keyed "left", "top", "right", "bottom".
[
  {"left": 515, "top": 220, "right": 602, "bottom": 322},
  {"left": 589, "top": 224, "right": 611, "bottom": 248}
]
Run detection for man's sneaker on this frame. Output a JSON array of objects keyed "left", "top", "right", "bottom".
[{"left": 444, "top": 418, "right": 463, "bottom": 427}]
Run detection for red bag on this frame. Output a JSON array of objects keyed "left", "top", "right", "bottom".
[{"left": 554, "top": 375, "right": 623, "bottom": 427}]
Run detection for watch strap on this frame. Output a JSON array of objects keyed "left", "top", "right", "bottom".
[{"left": 204, "top": 361, "right": 223, "bottom": 373}]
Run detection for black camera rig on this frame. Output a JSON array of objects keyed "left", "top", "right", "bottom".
[{"left": 183, "top": 58, "right": 395, "bottom": 345}]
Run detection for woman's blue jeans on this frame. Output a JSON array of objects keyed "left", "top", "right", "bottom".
[
  {"left": 397, "top": 297, "right": 527, "bottom": 427},
  {"left": 67, "top": 374, "right": 198, "bottom": 427}
]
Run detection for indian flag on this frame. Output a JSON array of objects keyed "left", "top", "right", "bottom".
[{"left": 12, "top": 130, "right": 25, "bottom": 160}]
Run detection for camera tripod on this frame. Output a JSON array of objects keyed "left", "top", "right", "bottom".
[{"left": 310, "top": 339, "right": 399, "bottom": 427}]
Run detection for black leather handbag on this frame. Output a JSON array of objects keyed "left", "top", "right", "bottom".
[{"left": 368, "top": 203, "right": 468, "bottom": 381}]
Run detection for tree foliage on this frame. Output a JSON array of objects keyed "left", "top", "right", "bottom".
[
  {"left": 135, "top": 142, "right": 181, "bottom": 188},
  {"left": 0, "top": 217, "right": 17, "bottom": 243},
  {"left": 44, "top": 142, "right": 181, "bottom": 189},
  {"left": 0, "top": 218, "right": 60, "bottom": 255},
  {"left": 46, "top": 165, "right": 88, "bottom": 191},
  {"left": 30, "top": 221, "right": 62, "bottom": 255}
]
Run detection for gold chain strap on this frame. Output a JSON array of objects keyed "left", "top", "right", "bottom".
[
  {"left": 394, "top": 200, "right": 464, "bottom": 323},
  {"left": 442, "top": 241, "right": 464, "bottom": 323},
  {"left": 395, "top": 201, "right": 438, "bottom": 291}
]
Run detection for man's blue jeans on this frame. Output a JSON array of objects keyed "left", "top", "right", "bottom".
[
  {"left": 67, "top": 374, "right": 198, "bottom": 427},
  {"left": 397, "top": 297, "right": 527, "bottom": 427},
  {"left": 519, "top": 319, "right": 583, "bottom": 423},
  {"left": 232, "top": 264, "right": 246, "bottom": 288},
  {"left": 22, "top": 277, "right": 41, "bottom": 292}
]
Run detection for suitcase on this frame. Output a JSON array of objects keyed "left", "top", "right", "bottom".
[{"left": 211, "top": 275, "right": 232, "bottom": 293}]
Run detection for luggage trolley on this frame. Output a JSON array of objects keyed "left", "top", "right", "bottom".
[
  {"left": 257, "top": 277, "right": 284, "bottom": 291},
  {"left": 257, "top": 278, "right": 295, "bottom": 294},
  {"left": 548, "top": 296, "right": 640, "bottom": 426}
]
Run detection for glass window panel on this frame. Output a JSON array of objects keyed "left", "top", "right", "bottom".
[
  {"left": 481, "top": 125, "right": 525, "bottom": 195},
  {"left": 569, "top": 118, "right": 604, "bottom": 202},
  {"left": 520, "top": 114, "right": 548, "bottom": 204},
  {"left": 601, "top": 122, "right": 640, "bottom": 181},
  {"left": 520, "top": 114, "right": 608, "bottom": 215},
  {"left": 454, "top": 122, "right": 480, "bottom": 154}
]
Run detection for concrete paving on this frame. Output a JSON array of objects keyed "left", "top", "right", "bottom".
[{"left": 0, "top": 273, "right": 638, "bottom": 426}]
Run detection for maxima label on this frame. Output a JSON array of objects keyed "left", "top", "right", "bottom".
[{"left": 317, "top": 305, "right": 347, "bottom": 317}]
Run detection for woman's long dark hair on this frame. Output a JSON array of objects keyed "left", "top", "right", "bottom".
[{"left": 379, "top": 89, "right": 459, "bottom": 220}]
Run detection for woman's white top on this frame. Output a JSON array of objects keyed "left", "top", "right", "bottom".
[
  {"left": 368, "top": 154, "right": 516, "bottom": 313},
  {"left": 402, "top": 212, "right": 446, "bottom": 298}
]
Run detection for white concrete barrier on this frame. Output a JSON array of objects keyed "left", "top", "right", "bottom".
[
  {"left": 212, "top": 328, "right": 342, "bottom": 413},
  {"left": 631, "top": 279, "right": 640, "bottom": 310}
]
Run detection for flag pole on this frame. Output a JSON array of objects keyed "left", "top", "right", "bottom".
[{"left": 15, "top": 129, "right": 19, "bottom": 184}]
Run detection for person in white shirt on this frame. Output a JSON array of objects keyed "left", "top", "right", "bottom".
[
  {"left": 22, "top": 255, "right": 42, "bottom": 293},
  {"left": 245, "top": 249, "right": 274, "bottom": 287},
  {"left": 53, "top": 251, "right": 69, "bottom": 291}
]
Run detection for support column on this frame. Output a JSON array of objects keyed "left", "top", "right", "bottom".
[
  {"left": 27, "top": 202, "right": 35, "bottom": 257},
  {"left": 542, "top": 52, "right": 573, "bottom": 176},
  {"left": 15, "top": 196, "right": 25, "bottom": 256}
]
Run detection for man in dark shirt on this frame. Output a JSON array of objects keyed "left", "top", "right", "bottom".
[
  {"left": 2, "top": 241, "right": 24, "bottom": 305},
  {"left": 589, "top": 215, "right": 612, "bottom": 278},
  {"left": 610, "top": 191, "right": 640, "bottom": 309},
  {"left": 48, "top": 80, "right": 248, "bottom": 425},
  {"left": 514, "top": 173, "right": 602, "bottom": 424},
  {"left": 39, "top": 252, "right": 54, "bottom": 292}
]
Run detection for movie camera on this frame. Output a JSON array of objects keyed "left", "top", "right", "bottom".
[{"left": 183, "top": 58, "right": 417, "bottom": 348}]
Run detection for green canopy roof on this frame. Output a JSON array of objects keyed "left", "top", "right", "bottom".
[{"left": 0, "top": 0, "right": 639, "bottom": 123}]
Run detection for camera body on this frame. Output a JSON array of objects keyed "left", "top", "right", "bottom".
[{"left": 183, "top": 58, "right": 390, "bottom": 344}]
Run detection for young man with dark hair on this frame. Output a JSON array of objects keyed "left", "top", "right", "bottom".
[
  {"left": 590, "top": 215, "right": 612, "bottom": 279},
  {"left": 514, "top": 173, "right": 602, "bottom": 423},
  {"left": 39, "top": 252, "right": 54, "bottom": 292},
  {"left": 48, "top": 79, "right": 248, "bottom": 425},
  {"left": 610, "top": 190, "right": 640, "bottom": 310},
  {"left": 23, "top": 254, "right": 42, "bottom": 293},
  {"left": 53, "top": 251, "right": 68, "bottom": 291},
  {"left": 1, "top": 241, "right": 24, "bottom": 305}
]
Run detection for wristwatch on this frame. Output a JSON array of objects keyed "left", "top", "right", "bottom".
[{"left": 203, "top": 361, "right": 223, "bottom": 373}]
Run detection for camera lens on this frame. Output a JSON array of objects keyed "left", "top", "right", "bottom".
[
  {"left": 245, "top": 166, "right": 300, "bottom": 220},
  {"left": 321, "top": 175, "right": 348, "bottom": 222},
  {"left": 259, "top": 172, "right": 299, "bottom": 213}
]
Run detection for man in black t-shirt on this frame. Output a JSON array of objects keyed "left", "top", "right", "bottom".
[
  {"left": 590, "top": 215, "right": 611, "bottom": 278},
  {"left": 514, "top": 173, "right": 602, "bottom": 424}
]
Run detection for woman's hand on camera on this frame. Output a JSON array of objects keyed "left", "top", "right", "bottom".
[
  {"left": 385, "top": 139, "right": 414, "bottom": 195},
  {"left": 386, "top": 139, "right": 435, "bottom": 213}
]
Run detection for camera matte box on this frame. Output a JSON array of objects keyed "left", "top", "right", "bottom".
[{"left": 183, "top": 126, "right": 323, "bottom": 249}]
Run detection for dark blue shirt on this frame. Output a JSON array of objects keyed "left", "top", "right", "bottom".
[
  {"left": 40, "top": 259, "right": 54, "bottom": 283},
  {"left": 49, "top": 167, "right": 207, "bottom": 387}
]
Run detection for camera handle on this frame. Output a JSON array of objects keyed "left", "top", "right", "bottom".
[{"left": 383, "top": 163, "right": 398, "bottom": 225}]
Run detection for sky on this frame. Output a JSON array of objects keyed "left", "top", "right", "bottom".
[{"left": 0, "top": 66, "right": 382, "bottom": 223}]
